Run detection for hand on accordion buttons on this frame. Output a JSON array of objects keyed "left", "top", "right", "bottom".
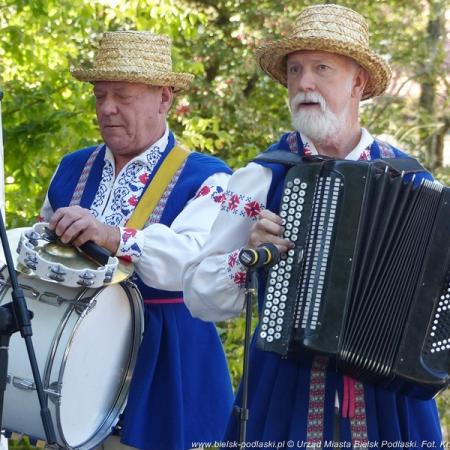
[{"left": 247, "top": 209, "right": 295, "bottom": 254}]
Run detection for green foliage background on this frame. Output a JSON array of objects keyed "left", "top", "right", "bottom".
[{"left": 0, "top": 0, "right": 449, "bottom": 447}]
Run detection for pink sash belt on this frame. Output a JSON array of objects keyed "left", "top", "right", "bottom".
[{"left": 144, "top": 298, "right": 184, "bottom": 305}]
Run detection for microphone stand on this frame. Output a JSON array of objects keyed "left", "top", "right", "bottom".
[
  {"left": 0, "top": 89, "right": 56, "bottom": 444},
  {"left": 235, "top": 244, "right": 280, "bottom": 448},
  {"left": 237, "top": 267, "right": 257, "bottom": 448}
]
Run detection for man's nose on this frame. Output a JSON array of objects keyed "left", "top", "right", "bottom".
[
  {"left": 296, "top": 70, "right": 316, "bottom": 92},
  {"left": 97, "top": 96, "right": 119, "bottom": 115}
]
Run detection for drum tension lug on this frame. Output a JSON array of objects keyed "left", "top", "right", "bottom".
[
  {"left": 11, "top": 376, "right": 62, "bottom": 404},
  {"left": 47, "top": 381, "right": 62, "bottom": 405}
]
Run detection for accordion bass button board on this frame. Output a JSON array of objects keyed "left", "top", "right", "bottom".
[{"left": 257, "top": 158, "right": 450, "bottom": 398}]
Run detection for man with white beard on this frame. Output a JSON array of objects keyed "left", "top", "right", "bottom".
[{"left": 183, "top": 4, "right": 442, "bottom": 449}]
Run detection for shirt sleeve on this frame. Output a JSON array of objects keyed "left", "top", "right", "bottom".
[
  {"left": 38, "top": 193, "right": 54, "bottom": 222},
  {"left": 183, "top": 163, "right": 273, "bottom": 321},
  {"left": 116, "top": 171, "right": 231, "bottom": 291}
]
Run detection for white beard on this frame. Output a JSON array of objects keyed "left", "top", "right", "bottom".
[{"left": 290, "top": 92, "right": 345, "bottom": 143}]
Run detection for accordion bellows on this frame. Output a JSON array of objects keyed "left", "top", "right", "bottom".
[{"left": 257, "top": 157, "right": 450, "bottom": 399}]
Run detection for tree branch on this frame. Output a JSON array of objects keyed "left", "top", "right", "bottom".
[{"left": 243, "top": 73, "right": 259, "bottom": 98}]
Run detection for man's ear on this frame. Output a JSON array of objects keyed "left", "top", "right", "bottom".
[
  {"left": 352, "top": 67, "right": 369, "bottom": 99},
  {"left": 160, "top": 86, "right": 173, "bottom": 114}
]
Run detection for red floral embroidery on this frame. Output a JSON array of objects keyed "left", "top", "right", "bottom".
[
  {"left": 119, "top": 255, "right": 132, "bottom": 263},
  {"left": 244, "top": 201, "right": 261, "bottom": 217},
  {"left": 234, "top": 272, "right": 246, "bottom": 286},
  {"left": 122, "top": 228, "right": 138, "bottom": 243},
  {"left": 306, "top": 356, "right": 328, "bottom": 444},
  {"left": 214, "top": 193, "right": 226, "bottom": 203},
  {"left": 198, "top": 186, "right": 211, "bottom": 197},
  {"left": 123, "top": 228, "right": 138, "bottom": 236},
  {"left": 228, "top": 251, "right": 238, "bottom": 267},
  {"left": 37, "top": 215, "right": 45, "bottom": 222},
  {"left": 359, "top": 148, "right": 371, "bottom": 161},
  {"left": 128, "top": 196, "right": 139, "bottom": 206},
  {"left": 139, "top": 173, "right": 150, "bottom": 184},
  {"left": 228, "top": 194, "right": 240, "bottom": 210}
]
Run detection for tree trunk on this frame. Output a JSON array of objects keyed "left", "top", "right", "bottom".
[{"left": 418, "top": 0, "right": 446, "bottom": 170}]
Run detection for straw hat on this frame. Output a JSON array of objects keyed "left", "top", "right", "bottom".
[
  {"left": 256, "top": 4, "right": 391, "bottom": 100},
  {"left": 71, "top": 31, "right": 193, "bottom": 92}
]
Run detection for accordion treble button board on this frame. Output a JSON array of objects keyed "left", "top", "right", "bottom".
[{"left": 258, "top": 161, "right": 327, "bottom": 355}]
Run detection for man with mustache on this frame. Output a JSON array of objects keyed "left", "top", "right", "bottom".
[
  {"left": 39, "top": 31, "right": 234, "bottom": 450},
  {"left": 183, "top": 4, "right": 442, "bottom": 449}
]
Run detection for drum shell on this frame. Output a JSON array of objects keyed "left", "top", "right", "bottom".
[{"left": 0, "top": 269, "right": 143, "bottom": 450}]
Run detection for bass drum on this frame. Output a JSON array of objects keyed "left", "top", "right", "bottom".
[{"left": 1, "top": 228, "right": 144, "bottom": 450}]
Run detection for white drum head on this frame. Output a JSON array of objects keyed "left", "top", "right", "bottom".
[{"left": 58, "top": 284, "right": 138, "bottom": 448}]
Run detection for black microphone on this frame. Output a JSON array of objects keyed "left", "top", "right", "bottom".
[
  {"left": 239, "top": 243, "right": 280, "bottom": 269},
  {"left": 78, "top": 241, "right": 112, "bottom": 266},
  {"left": 43, "top": 227, "right": 112, "bottom": 266}
]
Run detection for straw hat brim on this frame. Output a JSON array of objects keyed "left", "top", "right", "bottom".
[
  {"left": 70, "top": 67, "right": 194, "bottom": 92},
  {"left": 256, "top": 37, "right": 391, "bottom": 100}
]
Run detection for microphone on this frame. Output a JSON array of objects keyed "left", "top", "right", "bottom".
[
  {"left": 78, "top": 241, "right": 113, "bottom": 266},
  {"left": 239, "top": 243, "right": 280, "bottom": 269},
  {"left": 44, "top": 226, "right": 112, "bottom": 266}
]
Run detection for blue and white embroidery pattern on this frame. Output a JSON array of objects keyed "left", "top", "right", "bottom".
[
  {"left": 116, "top": 227, "right": 142, "bottom": 261},
  {"left": 91, "top": 160, "right": 114, "bottom": 217},
  {"left": 90, "top": 145, "right": 165, "bottom": 226}
]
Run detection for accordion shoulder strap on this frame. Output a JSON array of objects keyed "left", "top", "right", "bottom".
[
  {"left": 374, "top": 157, "right": 427, "bottom": 175},
  {"left": 253, "top": 151, "right": 427, "bottom": 175},
  {"left": 252, "top": 151, "right": 303, "bottom": 166}
]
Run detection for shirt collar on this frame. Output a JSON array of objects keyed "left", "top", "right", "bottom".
[
  {"left": 104, "top": 124, "right": 170, "bottom": 169},
  {"left": 300, "top": 128, "right": 374, "bottom": 160}
]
